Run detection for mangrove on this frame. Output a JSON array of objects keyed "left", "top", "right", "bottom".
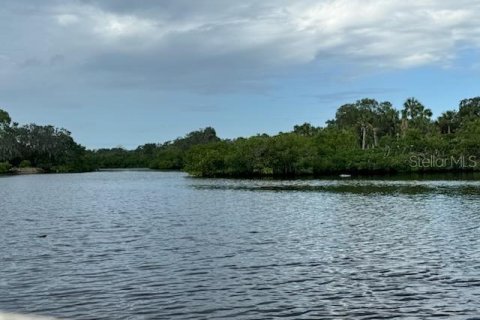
[{"left": 2, "top": 96, "right": 480, "bottom": 177}]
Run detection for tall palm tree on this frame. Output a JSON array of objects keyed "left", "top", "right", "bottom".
[
  {"left": 437, "top": 110, "right": 458, "bottom": 134},
  {"left": 402, "top": 97, "right": 432, "bottom": 133}
]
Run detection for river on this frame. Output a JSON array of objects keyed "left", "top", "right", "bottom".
[{"left": 1, "top": 171, "right": 480, "bottom": 319}]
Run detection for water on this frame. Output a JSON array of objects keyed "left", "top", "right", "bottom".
[{"left": 1, "top": 171, "right": 480, "bottom": 319}]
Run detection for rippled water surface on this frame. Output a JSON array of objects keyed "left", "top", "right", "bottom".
[{"left": 1, "top": 171, "right": 480, "bottom": 319}]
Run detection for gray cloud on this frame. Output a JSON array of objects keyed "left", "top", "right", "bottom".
[{"left": 2, "top": 0, "right": 480, "bottom": 94}]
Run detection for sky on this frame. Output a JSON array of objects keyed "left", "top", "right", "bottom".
[{"left": 1, "top": 0, "right": 480, "bottom": 149}]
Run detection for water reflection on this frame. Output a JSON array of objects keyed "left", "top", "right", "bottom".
[{"left": 192, "top": 179, "right": 480, "bottom": 196}]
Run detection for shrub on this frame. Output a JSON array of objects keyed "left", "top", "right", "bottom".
[
  {"left": 19, "top": 160, "right": 32, "bottom": 168},
  {"left": 0, "top": 162, "right": 11, "bottom": 174}
]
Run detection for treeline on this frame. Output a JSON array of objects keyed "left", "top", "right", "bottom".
[
  {"left": 0, "top": 109, "right": 93, "bottom": 173},
  {"left": 2, "top": 96, "right": 480, "bottom": 177},
  {"left": 78, "top": 96, "right": 480, "bottom": 177},
  {"left": 0, "top": 106, "right": 221, "bottom": 174},
  {"left": 86, "top": 127, "right": 220, "bottom": 169},
  {"left": 183, "top": 97, "right": 480, "bottom": 177}
]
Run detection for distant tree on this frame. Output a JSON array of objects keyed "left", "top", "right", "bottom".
[
  {"left": 356, "top": 99, "right": 379, "bottom": 149},
  {"left": 0, "top": 109, "right": 18, "bottom": 162},
  {"left": 374, "top": 101, "right": 400, "bottom": 138},
  {"left": 330, "top": 103, "right": 360, "bottom": 129},
  {"left": 293, "top": 123, "right": 321, "bottom": 136},
  {"left": 436, "top": 110, "right": 459, "bottom": 134},
  {"left": 170, "top": 127, "right": 220, "bottom": 150},
  {"left": 0, "top": 108, "right": 11, "bottom": 126},
  {"left": 329, "top": 99, "right": 398, "bottom": 149},
  {"left": 329, "top": 102, "right": 369, "bottom": 149},
  {"left": 136, "top": 143, "right": 158, "bottom": 156},
  {"left": 458, "top": 97, "right": 480, "bottom": 125},
  {"left": 401, "top": 97, "right": 432, "bottom": 133}
]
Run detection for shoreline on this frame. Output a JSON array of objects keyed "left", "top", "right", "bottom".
[
  {"left": 9, "top": 167, "right": 45, "bottom": 175},
  {"left": 2, "top": 168, "right": 480, "bottom": 181}
]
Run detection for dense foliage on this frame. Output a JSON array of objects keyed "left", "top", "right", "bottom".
[
  {"left": 2, "top": 96, "right": 480, "bottom": 177},
  {"left": 87, "top": 127, "right": 220, "bottom": 170},
  {"left": 183, "top": 97, "right": 480, "bottom": 177},
  {"left": 0, "top": 109, "right": 92, "bottom": 173}
]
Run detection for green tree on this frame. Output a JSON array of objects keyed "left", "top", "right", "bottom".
[
  {"left": 458, "top": 97, "right": 480, "bottom": 125},
  {"left": 436, "top": 110, "right": 459, "bottom": 134},
  {"left": 401, "top": 97, "right": 433, "bottom": 133},
  {"left": 293, "top": 123, "right": 321, "bottom": 137},
  {"left": 0, "top": 109, "right": 11, "bottom": 126}
]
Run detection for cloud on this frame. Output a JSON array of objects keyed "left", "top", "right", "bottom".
[{"left": 2, "top": 0, "right": 480, "bottom": 93}]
